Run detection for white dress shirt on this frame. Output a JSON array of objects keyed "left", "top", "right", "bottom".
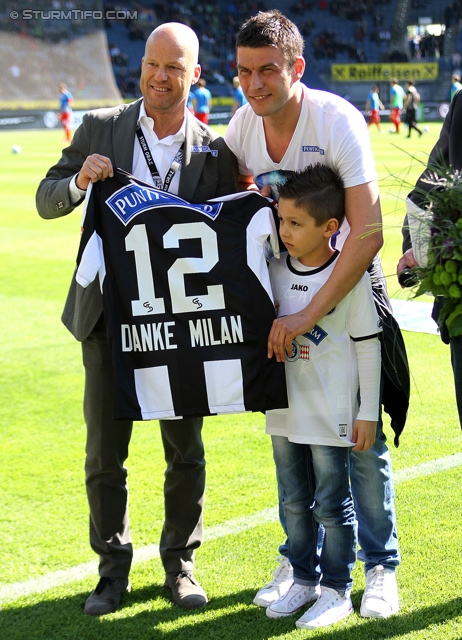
[{"left": 70, "top": 101, "right": 186, "bottom": 202}]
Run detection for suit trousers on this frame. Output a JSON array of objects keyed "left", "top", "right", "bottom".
[
  {"left": 81, "top": 316, "right": 205, "bottom": 578},
  {"left": 451, "top": 335, "right": 462, "bottom": 428}
]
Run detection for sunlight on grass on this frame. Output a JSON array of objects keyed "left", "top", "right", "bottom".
[{"left": 1, "top": 126, "right": 462, "bottom": 640}]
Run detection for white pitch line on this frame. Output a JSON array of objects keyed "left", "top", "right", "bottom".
[
  {"left": 0, "top": 508, "right": 278, "bottom": 605},
  {"left": 393, "top": 452, "right": 462, "bottom": 483},
  {"left": 1, "top": 454, "right": 461, "bottom": 605}
]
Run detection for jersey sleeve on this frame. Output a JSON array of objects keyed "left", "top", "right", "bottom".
[
  {"left": 346, "top": 271, "right": 382, "bottom": 340},
  {"left": 348, "top": 271, "right": 382, "bottom": 421},
  {"left": 246, "top": 201, "right": 280, "bottom": 303},
  {"left": 75, "top": 183, "right": 105, "bottom": 289},
  {"left": 355, "top": 338, "right": 381, "bottom": 421}
]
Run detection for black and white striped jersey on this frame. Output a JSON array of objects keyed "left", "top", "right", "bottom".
[{"left": 76, "top": 169, "right": 288, "bottom": 420}]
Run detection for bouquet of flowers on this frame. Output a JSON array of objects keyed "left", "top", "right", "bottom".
[{"left": 408, "top": 167, "right": 462, "bottom": 338}]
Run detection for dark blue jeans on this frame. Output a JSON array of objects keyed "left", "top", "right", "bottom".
[
  {"left": 278, "top": 417, "right": 400, "bottom": 574},
  {"left": 272, "top": 436, "right": 357, "bottom": 595}
]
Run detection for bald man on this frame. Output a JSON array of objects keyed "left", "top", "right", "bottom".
[{"left": 37, "top": 23, "right": 238, "bottom": 616}]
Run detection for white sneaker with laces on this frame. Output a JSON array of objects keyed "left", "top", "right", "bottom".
[
  {"left": 360, "top": 565, "right": 399, "bottom": 618},
  {"left": 266, "top": 582, "right": 321, "bottom": 618},
  {"left": 253, "top": 556, "right": 294, "bottom": 607},
  {"left": 295, "top": 586, "right": 353, "bottom": 629}
]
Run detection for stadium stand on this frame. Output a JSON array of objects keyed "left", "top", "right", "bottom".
[
  {"left": 0, "top": 0, "right": 122, "bottom": 109},
  {"left": 104, "top": 0, "right": 269, "bottom": 98},
  {"left": 1, "top": 0, "right": 461, "bottom": 116},
  {"left": 103, "top": 0, "right": 458, "bottom": 103},
  {"left": 296, "top": 0, "right": 400, "bottom": 69}
]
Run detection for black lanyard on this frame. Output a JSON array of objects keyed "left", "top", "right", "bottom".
[{"left": 136, "top": 124, "right": 184, "bottom": 192}]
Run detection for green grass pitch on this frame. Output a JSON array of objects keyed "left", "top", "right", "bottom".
[{"left": 1, "top": 124, "right": 461, "bottom": 639}]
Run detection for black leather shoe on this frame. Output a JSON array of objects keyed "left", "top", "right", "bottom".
[
  {"left": 164, "top": 571, "right": 208, "bottom": 609},
  {"left": 84, "top": 577, "right": 130, "bottom": 616}
]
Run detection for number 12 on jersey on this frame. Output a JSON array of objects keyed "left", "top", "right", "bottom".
[{"left": 125, "top": 221, "right": 226, "bottom": 317}]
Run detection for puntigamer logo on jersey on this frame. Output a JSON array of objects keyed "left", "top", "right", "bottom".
[
  {"left": 302, "top": 145, "right": 325, "bottom": 155},
  {"left": 106, "top": 184, "right": 223, "bottom": 226}
]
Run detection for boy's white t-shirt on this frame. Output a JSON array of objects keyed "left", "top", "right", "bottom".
[
  {"left": 266, "top": 252, "right": 382, "bottom": 446},
  {"left": 225, "top": 84, "right": 377, "bottom": 249}
]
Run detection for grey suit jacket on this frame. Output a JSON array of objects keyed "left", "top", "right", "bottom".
[{"left": 36, "top": 98, "right": 238, "bottom": 340}]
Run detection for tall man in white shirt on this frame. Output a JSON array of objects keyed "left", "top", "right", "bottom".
[
  {"left": 225, "top": 10, "right": 401, "bottom": 619},
  {"left": 36, "top": 22, "right": 238, "bottom": 616}
]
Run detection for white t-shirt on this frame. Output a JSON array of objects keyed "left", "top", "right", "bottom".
[
  {"left": 266, "top": 251, "right": 382, "bottom": 446},
  {"left": 225, "top": 84, "right": 377, "bottom": 249}
]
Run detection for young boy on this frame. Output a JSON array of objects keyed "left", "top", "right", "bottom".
[{"left": 265, "top": 164, "right": 382, "bottom": 629}]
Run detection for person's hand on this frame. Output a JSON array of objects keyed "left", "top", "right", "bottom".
[
  {"left": 76, "top": 154, "right": 114, "bottom": 191},
  {"left": 397, "top": 248, "right": 420, "bottom": 287},
  {"left": 267, "top": 310, "right": 313, "bottom": 362},
  {"left": 351, "top": 419, "right": 376, "bottom": 451},
  {"left": 397, "top": 248, "right": 419, "bottom": 275}
]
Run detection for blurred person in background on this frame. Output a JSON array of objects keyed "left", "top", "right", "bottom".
[
  {"left": 365, "top": 84, "right": 385, "bottom": 132},
  {"left": 389, "top": 78, "right": 405, "bottom": 134},
  {"left": 193, "top": 78, "right": 212, "bottom": 124},
  {"left": 232, "top": 75, "right": 248, "bottom": 115},
  {"left": 451, "top": 73, "right": 462, "bottom": 100},
  {"left": 403, "top": 80, "right": 423, "bottom": 138},
  {"left": 58, "top": 82, "right": 73, "bottom": 144}
]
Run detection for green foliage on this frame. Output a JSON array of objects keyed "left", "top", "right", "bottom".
[
  {"left": 1, "top": 127, "right": 462, "bottom": 639},
  {"left": 407, "top": 169, "right": 462, "bottom": 336}
]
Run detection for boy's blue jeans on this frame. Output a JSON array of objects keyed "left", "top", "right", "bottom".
[
  {"left": 272, "top": 436, "right": 357, "bottom": 595},
  {"left": 277, "top": 419, "right": 400, "bottom": 574}
]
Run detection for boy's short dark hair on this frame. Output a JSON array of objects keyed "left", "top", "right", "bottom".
[
  {"left": 236, "top": 10, "right": 304, "bottom": 67},
  {"left": 277, "top": 164, "right": 345, "bottom": 227}
]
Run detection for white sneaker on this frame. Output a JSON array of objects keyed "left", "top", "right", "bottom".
[
  {"left": 360, "top": 565, "right": 399, "bottom": 618},
  {"left": 295, "top": 586, "right": 353, "bottom": 629},
  {"left": 253, "top": 556, "right": 293, "bottom": 607},
  {"left": 266, "top": 582, "right": 321, "bottom": 618}
]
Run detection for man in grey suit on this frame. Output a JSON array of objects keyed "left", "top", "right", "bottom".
[
  {"left": 398, "top": 89, "right": 462, "bottom": 428},
  {"left": 36, "top": 22, "right": 238, "bottom": 616}
]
